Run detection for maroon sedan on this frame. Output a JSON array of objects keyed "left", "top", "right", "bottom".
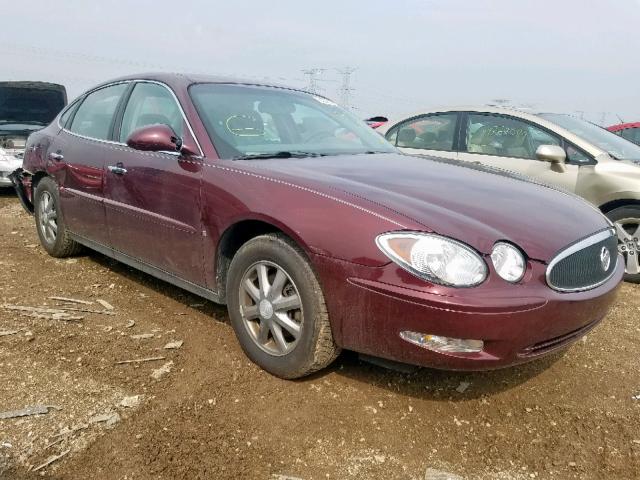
[{"left": 12, "top": 74, "right": 623, "bottom": 378}]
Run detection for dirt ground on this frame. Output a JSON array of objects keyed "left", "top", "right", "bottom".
[{"left": 0, "top": 189, "right": 638, "bottom": 480}]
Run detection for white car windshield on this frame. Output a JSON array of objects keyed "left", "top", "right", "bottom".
[
  {"left": 189, "top": 83, "right": 396, "bottom": 159},
  {"left": 540, "top": 113, "right": 640, "bottom": 161}
]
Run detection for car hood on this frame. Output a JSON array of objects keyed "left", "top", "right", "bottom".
[
  {"left": 0, "top": 81, "right": 67, "bottom": 126},
  {"left": 243, "top": 153, "right": 611, "bottom": 262}
]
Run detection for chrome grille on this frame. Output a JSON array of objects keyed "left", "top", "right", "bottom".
[{"left": 546, "top": 228, "right": 618, "bottom": 292}]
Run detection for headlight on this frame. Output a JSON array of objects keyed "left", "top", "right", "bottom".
[
  {"left": 491, "top": 242, "right": 525, "bottom": 283},
  {"left": 376, "top": 232, "right": 487, "bottom": 287}
]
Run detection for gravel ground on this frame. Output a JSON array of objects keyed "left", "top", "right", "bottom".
[{"left": 0, "top": 190, "right": 638, "bottom": 480}]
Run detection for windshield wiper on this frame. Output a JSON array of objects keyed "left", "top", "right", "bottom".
[{"left": 232, "top": 151, "right": 327, "bottom": 160}]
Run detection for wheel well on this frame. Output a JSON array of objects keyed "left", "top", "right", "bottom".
[
  {"left": 599, "top": 199, "right": 640, "bottom": 214},
  {"left": 30, "top": 171, "right": 49, "bottom": 193},
  {"left": 215, "top": 220, "right": 285, "bottom": 303}
]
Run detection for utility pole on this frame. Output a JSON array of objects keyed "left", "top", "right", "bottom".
[
  {"left": 336, "top": 67, "right": 357, "bottom": 110},
  {"left": 302, "top": 68, "right": 325, "bottom": 94}
]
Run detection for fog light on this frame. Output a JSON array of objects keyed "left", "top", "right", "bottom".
[{"left": 400, "top": 331, "right": 484, "bottom": 353}]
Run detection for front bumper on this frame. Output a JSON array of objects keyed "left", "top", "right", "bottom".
[
  {"left": 313, "top": 253, "right": 624, "bottom": 370},
  {"left": 8, "top": 168, "right": 34, "bottom": 214}
]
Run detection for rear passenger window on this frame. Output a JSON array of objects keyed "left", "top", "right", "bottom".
[
  {"left": 59, "top": 101, "right": 79, "bottom": 128},
  {"left": 69, "top": 83, "right": 128, "bottom": 140},
  {"left": 395, "top": 113, "right": 458, "bottom": 151}
]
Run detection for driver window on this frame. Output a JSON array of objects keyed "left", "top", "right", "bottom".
[
  {"left": 119, "top": 83, "right": 184, "bottom": 143},
  {"left": 395, "top": 113, "right": 457, "bottom": 151},
  {"left": 466, "top": 114, "right": 560, "bottom": 160}
]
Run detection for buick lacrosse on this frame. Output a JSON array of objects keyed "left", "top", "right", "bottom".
[{"left": 12, "top": 74, "right": 623, "bottom": 378}]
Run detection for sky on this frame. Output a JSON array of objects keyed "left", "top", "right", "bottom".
[{"left": 1, "top": 0, "right": 640, "bottom": 125}]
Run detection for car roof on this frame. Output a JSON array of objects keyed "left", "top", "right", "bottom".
[
  {"left": 89, "top": 72, "right": 309, "bottom": 95},
  {"left": 379, "top": 106, "right": 608, "bottom": 158}
]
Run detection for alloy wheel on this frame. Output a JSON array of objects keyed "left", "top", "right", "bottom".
[
  {"left": 238, "top": 261, "right": 303, "bottom": 356},
  {"left": 38, "top": 191, "right": 58, "bottom": 244},
  {"left": 615, "top": 219, "right": 640, "bottom": 275}
]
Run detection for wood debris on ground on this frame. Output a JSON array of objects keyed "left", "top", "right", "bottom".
[
  {"left": 130, "top": 333, "right": 155, "bottom": 340},
  {"left": 115, "top": 356, "right": 166, "bottom": 365},
  {"left": 163, "top": 340, "right": 183, "bottom": 350},
  {"left": 96, "top": 299, "right": 114, "bottom": 310},
  {"left": 151, "top": 361, "right": 174, "bottom": 380},
  {"left": 0, "top": 329, "right": 22, "bottom": 337},
  {"left": 49, "top": 296, "right": 93, "bottom": 305},
  {"left": 32, "top": 449, "right": 71, "bottom": 472},
  {"left": 1, "top": 305, "right": 84, "bottom": 321},
  {"left": 0, "top": 405, "right": 60, "bottom": 420}
]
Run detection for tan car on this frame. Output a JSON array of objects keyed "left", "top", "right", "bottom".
[{"left": 377, "top": 107, "right": 640, "bottom": 282}]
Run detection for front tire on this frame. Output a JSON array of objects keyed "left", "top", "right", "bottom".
[
  {"left": 34, "top": 177, "right": 82, "bottom": 258},
  {"left": 606, "top": 206, "right": 640, "bottom": 283},
  {"left": 226, "top": 233, "right": 340, "bottom": 379}
]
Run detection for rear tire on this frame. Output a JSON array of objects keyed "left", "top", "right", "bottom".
[
  {"left": 226, "top": 233, "right": 340, "bottom": 379},
  {"left": 606, "top": 206, "right": 640, "bottom": 283},
  {"left": 34, "top": 177, "right": 82, "bottom": 258}
]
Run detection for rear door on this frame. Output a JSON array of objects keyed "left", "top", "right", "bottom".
[
  {"left": 458, "top": 112, "right": 581, "bottom": 192},
  {"left": 52, "top": 82, "right": 129, "bottom": 246},
  {"left": 103, "top": 81, "right": 205, "bottom": 285},
  {"left": 385, "top": 112, "right": 460, "bottom": 160}
]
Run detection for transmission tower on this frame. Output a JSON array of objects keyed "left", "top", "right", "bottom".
[
  {"left": 489, "top": 98, "right": 511, "bottom": 107},
  {"left": 336, "top": 67, "right": 357, "bottom": 109},
  {"left": 302, "top": 68, "right": 325, "bottom": 94}
]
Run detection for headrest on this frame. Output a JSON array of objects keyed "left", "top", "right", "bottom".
[{"left": 398, "top": 128, "right": 417, "bottom": 144}]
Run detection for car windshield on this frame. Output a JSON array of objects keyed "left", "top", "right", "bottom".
[
  {"left": 189, "top": 83, "right": 396, "bottom": 159},
  {"left": 540, "top": 113, "right": 640, "bottom": 161}
]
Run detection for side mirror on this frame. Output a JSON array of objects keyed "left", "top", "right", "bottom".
[
  {"left": 126, "top": 124, "right": 198, "bottom": 156},
  {"left": 536, "top": 144, "right": 566, "bottom": 163},
  {"left": 126, "top": 124, "right": 180, "bottom": 153}
]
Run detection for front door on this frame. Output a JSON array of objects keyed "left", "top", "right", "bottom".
[
  {"left": 458, "top": 112, "right": 580, "bottom": 192},
  {"left": 386, "top": 112, "right": 460, "bottom": 160},
  {"left": 103, "top": 81, "right": 205, "bottom": 285}
]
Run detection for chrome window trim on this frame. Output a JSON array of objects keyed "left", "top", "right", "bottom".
[
  {"left": 546, "top": 227, "right": 618, "bottom": 293},
  {"left": 59, "top": 79, "right": 203, "bottom": 157}
]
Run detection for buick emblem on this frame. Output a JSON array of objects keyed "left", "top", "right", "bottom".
[{"left": 600, "top": 246, "right": 611, "bottom": 271}]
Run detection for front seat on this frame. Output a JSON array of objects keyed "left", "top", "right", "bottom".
[
  {"left": 467, "top": 125, "right": 498, "bottom": 155},
  {"left": 135, "top": 113, "right": 173, "bottom": 131}
]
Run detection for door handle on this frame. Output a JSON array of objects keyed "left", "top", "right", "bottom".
[
  {"left": 107, "top": 164, "right": 128, "bottom": 175},
  {"left": 49, "top": 152, "right": 64, "bottom": 161}
]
